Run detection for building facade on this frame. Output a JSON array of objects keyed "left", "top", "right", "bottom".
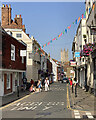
[{"left": 0, "top": 27, "right": 26, "bottom": 96}]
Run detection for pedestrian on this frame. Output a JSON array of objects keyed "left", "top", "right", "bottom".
[
  {"left": 74, "top": 78, "right": 78, "bottom": 97},
  {"left": 72, "top": 77, "right": 74, "bottom": 93},
  {"left": 30, "top": 79, "right": 34, "bottom": 85},
  {"left": 70, "top": 78, "right": 72, "bottom": 87},
  {"left": 29, "top": 84, "right": 35, "bottom": 92},
  {"left": 37, "top": 79, "right": 42, "bottom": 92},
  {"left": 23, "top": 77, "right": 27, "bottom": 91},
  {"left": 44, "top": 77, "right": 49, "bottom": 91}
]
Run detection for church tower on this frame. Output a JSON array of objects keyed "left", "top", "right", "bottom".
[{"left": 61, "top": 48, "right": 69, "bottom": 63}]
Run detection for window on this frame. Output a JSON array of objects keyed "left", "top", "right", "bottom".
[
  {"left": 6, "top": 74, "right": 10, "bottom": 89},
  {"left": 11, "top": 44, "right": 15, "bottom": 61},
  {"left": 16, "top": 33, "right": 22, "bottom": 38},
  {"left": 22, "top": 57, "right": 24, "bottom": 63}
]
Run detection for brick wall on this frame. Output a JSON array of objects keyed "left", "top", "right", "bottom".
[{"left": 2, "top": 30, "right": 26, "bottom": 70}]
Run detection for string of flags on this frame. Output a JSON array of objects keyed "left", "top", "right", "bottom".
[{"left": 31, "top": 3, "right": 95, "bottom": 58}]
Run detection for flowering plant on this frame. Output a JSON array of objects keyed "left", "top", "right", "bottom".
[{"left": 80, "top": 43, "right": 96, "bottom": 57}]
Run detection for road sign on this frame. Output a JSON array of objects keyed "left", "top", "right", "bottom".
[
  {"left": 75, "top": 52, "right": 80, "bottom": 57},
  {"left": 20, "top": 50, "right": 26, "bottom": 56}
]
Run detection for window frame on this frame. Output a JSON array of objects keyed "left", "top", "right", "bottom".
[{"left": 11, "top": 44, "right": 15, "bottom": 61}]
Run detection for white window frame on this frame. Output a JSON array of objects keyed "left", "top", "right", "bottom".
[
  {"left": 6, "top": 73, "right": 11, "bottom": 89},
  {"left": 11, "top": 44, "right": 15, "bottom": 61},
  {"left": 22, "top": 56, "right": 24, "bottom": 63}
]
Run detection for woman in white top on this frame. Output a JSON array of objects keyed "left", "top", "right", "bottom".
[{"left": 45, "top": 77, "right": 49, "bottom": 91}]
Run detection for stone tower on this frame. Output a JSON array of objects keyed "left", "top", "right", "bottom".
[{"left": 61, "top": 48, "right": 69, "bottom": 63}]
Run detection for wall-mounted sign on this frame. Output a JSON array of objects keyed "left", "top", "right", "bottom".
[
  {"left": 20, "top": 50, "right": 26, "bottom": 57},
  {"left": 70, "top": 61, "right": 76, "bottom": 67},
  {"left": 75, "top": 52, "right": 80, "bottom": 57}
]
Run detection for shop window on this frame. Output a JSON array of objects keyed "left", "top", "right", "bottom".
[
  {"left": 6, "top": 74, "right": 10, "bottom": 89},
  {"left": 11, "top": 44, "right": 15, "bottom": 61}
]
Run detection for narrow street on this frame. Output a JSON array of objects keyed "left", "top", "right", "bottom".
[
  {"left": 1, "top": 82, "right": 95, "bottom": 119},
  {"left": 2, "top": 83, "right": 72, "bottom": 119}
]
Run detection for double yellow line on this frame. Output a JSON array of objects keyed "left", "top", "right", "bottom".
[{"left": 67, "top": 84, "right": 90, "bottom": 112}]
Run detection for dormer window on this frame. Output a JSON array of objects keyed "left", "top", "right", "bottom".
[{"left": 16, "top": 33, "right": 22, "bottom": 38}]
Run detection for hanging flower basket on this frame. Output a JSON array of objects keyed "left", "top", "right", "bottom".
[{"left": 80, "top": 43, "right": 96, "bottom": 57}]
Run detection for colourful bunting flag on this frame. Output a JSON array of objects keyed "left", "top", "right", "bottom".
[
  {"left": 82, "top": 14, "right": 84, "bottom": 19},
  {"left": 68, "top": 25, "right": 71, "bottom": 29},
  {"left": 65, "top": 29, "right": 67, "bottom": 33},
  {"left": 84, "top": 11, "right": 86, "bottom": 17},
  {"left": 50, "top": 40, "right": 52, "bottom": 43},
  {"left": 63, "top": 31, "right": 65, "bottom": 34},
  {"left": 53, "top": 38, "right": 56, "bottom": 41},
  {"left": 48, "top": 42, "right": 50, "bottom": 45},
  {"left": 73, "top": 22, "right": 75, "bottom": 24},
  {"left": 93, "top": 4, "right": 95, "bottom": 11},
  {"left": 77, "top": 17, "right": 80, "bottom": 22},
  {"left": 75, "top": 19, "right": 77, "bottom": 24}
]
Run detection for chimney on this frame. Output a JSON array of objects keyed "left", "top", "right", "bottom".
[
  {"left": 14, "top": 14, "right": 22, "bottom": 28},
  {"left": 9, "top": 4, "right": 11, "bottom": 25},
  {"left": 2, "top": 4, "right": 9, "bottom": 26}
]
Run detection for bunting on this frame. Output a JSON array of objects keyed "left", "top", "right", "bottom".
[{"left": 31, "top": 6, "right": 95, "bottom": 57}]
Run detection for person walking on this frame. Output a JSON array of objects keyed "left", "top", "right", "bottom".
[
  {"left": 72, "top": 77, "right": 74, "bottom": 93},
  {"left": 37, "top": 79, "right": 42, "bottom": 92},
  {"left": 44, "top": 77, "right": 49, "bottom": 91},
  {"left": 74, "top": 78, "right": 78, "bottom": 97}
]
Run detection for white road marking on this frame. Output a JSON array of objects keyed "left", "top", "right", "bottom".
[
  {"left": 74, "top": 110, "right": 81, "bottom": 119},
  {"left": 38, "top": 102, "right": 42, "bottom": 106},
  {"left": 43, "top": 106, "right": 52, "bottom": 111},
  {"left": 86, "top": 112, "right": 94, "bottom": 119},
  {"left": 75, "top": 116, "right": 81, "bottom": 118},
  {"left": 11, "top": 107, "right": 18, "bottom": 111}
]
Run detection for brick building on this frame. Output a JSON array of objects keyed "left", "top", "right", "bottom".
[{"left": 0, "top": 27, "right": 26, "bottom": 96}]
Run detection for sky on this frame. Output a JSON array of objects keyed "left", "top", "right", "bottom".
[{"left": 2, "top": 2, "right": 85, "bottom": 61}]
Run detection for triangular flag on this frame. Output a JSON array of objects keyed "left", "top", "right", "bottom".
[
  {"left": 48, "top": 42, "right": 50, "bottom": 45},
  {"left": 50, "top": 40, "right": 52, "bottom": 43},
  {"left": 82, "top": 14, "right": 84, "bottom": 19},
  {"left": 77, "top": 17, "right": 80, "bottom": 22},
  {"left": 75, "top": 19, "right": 77, "bottom": 24},
  {"left": 63, "top": 31, "right": 65, "bottom": 34},
  {"left": 53, "top": 38, "right": 56, "bottom": 41},
  {"left": 68, "top": 25, "right": 71, "bottom": 29},
  {"left": 84, "top": 11, "right": 86, "bottom": 17},
  {"left": 73, "top": 22, "right": 75, "bottom": 24},
  {"left": 93, "top": 4, "right": 95, "bottom": 11},
  {"left": 42, "top": 46, "right": 43, "bottom": 48},
  {"left": 65, "top": 29, "right": 67, "bottom": 33}
]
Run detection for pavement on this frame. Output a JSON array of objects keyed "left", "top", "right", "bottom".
[
  {"left": 68, "top": 84, "right": 96, "bottom": 118},
  {"left": 0, "top": 90, "right": 31, "bottom": 107}
]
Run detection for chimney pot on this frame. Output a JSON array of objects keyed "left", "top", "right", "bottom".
[
  {"left": 16, "top": 15, "right": 17, "bottom": 17},
  {"left": 17, "top": 15, "right": 19, "bottom": 18},
  {"left": 2, "top": 4, "right": 5, "bottom": 7},
  {"left": 6, "top": 5, "right": 8, "bottom": 7},
  {"left": 9, "top": 4, "right": 11, "bottom": 8},
  {"left": 20, "top": 15, "right": 21, "bottom": 18}
]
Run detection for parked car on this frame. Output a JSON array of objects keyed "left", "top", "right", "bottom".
[{"left": 62, "top": 77, "right": 69, "bottom": 83}]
